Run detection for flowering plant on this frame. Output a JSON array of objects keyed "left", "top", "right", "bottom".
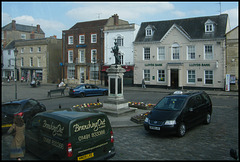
[
  {"left": 73, "top": 102, "right": 103, "bottom": 109},
  {"left": 128, "top": 101, "right": 155, "bottom": 110}
]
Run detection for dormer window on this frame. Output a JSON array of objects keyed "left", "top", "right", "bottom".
[
  {"left": 205, "top": 19, "right": 215, "bottom": 32},
  {"left": 145, "top": 26, "right": 153, "bottom": 37}
]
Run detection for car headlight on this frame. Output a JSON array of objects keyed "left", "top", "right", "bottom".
[
  {"left": 144, "top": 117, "right": 149, "bottom": 123},
  {"left": 164, "top": 120, "right": 176, "bottom": 125}
]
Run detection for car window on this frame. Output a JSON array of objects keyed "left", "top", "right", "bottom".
[
  {"left": 85, "top": 85, "right": 91, "bottom": 89},
  {"left": 29, "top": 99, "right": 38, "bottom": 106},
  {"left": 186, "top": 97, "right": 197, "bottom": 108},
  {"left": 154, "top": 96, "right": 186, "bottom": 110},
  {"left": 2, "top": 104, "right": 21, "bottom": 113},
  {"left": 30, "top": 116, "right": 41, "bottom": 130},
  {"left": 91, "top": 85, "right": 98, "bottom": 89},
  {"left": 201, "top": 93, "right": 210, "bottom": 104}
]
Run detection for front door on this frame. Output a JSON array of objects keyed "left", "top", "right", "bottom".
[{"left": 171, "top": 69, "right": 178, "bottom": 89}]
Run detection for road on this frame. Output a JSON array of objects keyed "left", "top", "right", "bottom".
[{"left": 1, "top": 88, "right": 238, "bottom": 160}]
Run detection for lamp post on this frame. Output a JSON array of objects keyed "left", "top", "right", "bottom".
[
  {"left": 93, "top": 50, "right": 97, "bottom": 85},
  {"left": 14, "top": 48, "right": 18, "bottom": 100}
]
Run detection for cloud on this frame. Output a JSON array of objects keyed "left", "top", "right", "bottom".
[
  {"left": 2, "top": 12, "right": 12, "bottom": 25},
  {"left": 171, "top": 10, "right": 186, "bottom": 18},
  {"left": 66, "top": 2, "right": 174, "bottom": 22},
  {"left": 223, "top": 7, "right": 238, "bottom": 29}
]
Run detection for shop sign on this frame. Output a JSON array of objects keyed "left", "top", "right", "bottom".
[
  {"left": 145, "top": 63, "right": 162, "bottom": 66},
  {"left": 76, "top": 44, "right": 87, "bottom": 48},
  {"left": 189, "top": 63, "right": 210, "bottom": 67}
]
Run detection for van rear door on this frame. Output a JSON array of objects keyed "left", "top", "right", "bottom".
[{"left": 70, "top": 113, "right": 114, "bottom": 160}]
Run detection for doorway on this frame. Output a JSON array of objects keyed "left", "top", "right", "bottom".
[{"left": 171, "top": 69, "right": 179, "bottom": 88}]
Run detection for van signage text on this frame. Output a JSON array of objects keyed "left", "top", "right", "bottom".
[
  {"left": 42, "top": 120, "right": 64, "bottom": 137},
  {"left": 73, "top": 118, "right": 106, "bottom": 132}
]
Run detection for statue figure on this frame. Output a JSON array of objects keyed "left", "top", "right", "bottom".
[{"left": 111, "top": 42, "right": 121, "bottom": 65}]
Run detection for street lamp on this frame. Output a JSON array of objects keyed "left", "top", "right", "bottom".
[
  {"left": 14, "top": 48, "right": 18, "bottom": 100},
  {"left": 92, "top": 50, "right": 97, "bottom": 85}
]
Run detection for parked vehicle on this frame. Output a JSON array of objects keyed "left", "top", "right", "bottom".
[
  {"left": 69, "top": 84, "right": 108, "bottom": 97},
  {"left": 25, "top": 108, "right": 115, "bottom": 160},
  {"left": 2, "top": 98, "right": 46, "bottom": 132},
  {"left": 144, "top": 91, "right": 212, "bottom": 137}
]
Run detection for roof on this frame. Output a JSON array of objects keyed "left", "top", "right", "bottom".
[
  {"left": 2, "top": 22, "right": 45, "bottom": 34},
  {"left": 135, "top": 14, "right": 228, "bottom": 43},
  {"left": 69, "top": 19, "right": 108, "bottom": 30}
]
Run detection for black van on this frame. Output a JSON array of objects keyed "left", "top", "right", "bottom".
[
  {"left": 25, "top": 108, "right": 115, "bottom": 160},
  {"left": 144, "top": 91, "right": 212, "bottom": 137}
]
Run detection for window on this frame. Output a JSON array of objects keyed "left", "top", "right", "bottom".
[
  {"left": 67, "top": 65, "right": 75, "bottom": 79},
  {"left": 143, "top": 69, "right": 150, "bottom": 81},
  {"left": 90, "top": 65, "right": 99, "bottom": 80},
  {"left": 21, "top": 34, "right": 26, "bottom": 39},
  {"left": 120, "top": 54, "right": 124, "bottom": 64},
  {"left": 21, "top": 48, "right": 24, "bottom": 53},
  {"left": 158, "top": 70, "right": 165, "bottom": 82},
  {"left": 30, "top": 57, "right": 33, "bottom": 66},
  {"left": 79, "top": 35, "right": 85, "bottom": 44},
  {"left": 68, "top": 50, "right": 73, "bottom": 63},
  {"left": 37, "top": 47, "right": 41, "bottom": 52},
  {"left": 37, "top": 57, "right": 41, "bottom": 67},
  {"left": 188, "top": 70, "right": 195, "bottom": 83},
  {"left": 145, "top": 26, "right": 152, "bottom": 36},
  {"left": 79, "top": 50, "right": 85, "bottom": 63},
  {"left": 68, "top": 36, "right": 73, "bottom": 44},
  {"left": 21, "top": 58, "right": 24, "bottom": 66},
  {"left": 187, "top": 46, "right": 195, "bottom": 60},
  {"left": 205, "top": 70, "right": 213, "bottom": 84},
  {"left": 158, "top": 47, "right": 165, "bottom": 60},
  {"left": 30, "top": 47, "right": 33, "bottom": 53},
  {"left": 91, "top": 34, "right": 97, "bottom": 43},
  {"left": 204, "top": 45, "right": 213, "bottom": 60},
  {"left": 172, "top": 43, "right": 179, "bottom": 60},
  {"left": 91, "top": 49, "right": 97, "bottom": 63},
  {"left": 8, "top": 60, "right": 11, "bottom": 67},
  {"left": 144, "top": 47, "right": 150, "bottom": 60},
  {"left": 115, "top": 36, "right": 123, "bottom": 46}
]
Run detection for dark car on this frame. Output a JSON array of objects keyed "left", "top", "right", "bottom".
[
  {"left": 2, "top": 98, "right": 46, "bottom": 132},
  {"left": 69, "top": 84, "right": 108, "bottom": 97},
  {"left": 25, "top": 108, "right": 115, "bottom": 160},
  {"left": 144, "top": 91, "right": 212, "bottom": 137}
]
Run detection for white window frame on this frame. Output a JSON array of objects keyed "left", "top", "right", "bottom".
[
  {"left": 187, "top": 70, "right": 196, "bottom": 84},
  {"left": 67, "top": 65, "right": 75, "bottom": 79},
  {"left": 37, "top": 47, "right": 41, "bottom": 52},
  {"left": 91, "top": 34, "right": 97, "bottom": 43},
  {"left": 145, "top": 27, "right": 152, "bottom": 36},
  {"left": 205, "top": 24, "right": 214, "bottom": 32},
  {"left": 204, "top": 45, "right": 213, "bottom": 60},
  {"left": 143, "top": 69, "right": 150, "bottom": 82},
  {"left": 37, "top": 57, "right": 41, "bottom": 67},
  {"left": 68, "top": 36, "right": 73, "bottom": 45},
  {"left": 91, "top": 49, "right": 97, "bottom": 63},
  {"left": 204, "top": 70, "right": 213, "bottom": 84},
  {"left": 172, "top": 46, "right": 179, "bottom": 60},
  {"left": 143, "top": 47, "right": 150, "bottom": 60},
  {"left": 115, "top": 36, "right": 124, "bottom": 46},
  {"left": 79, "top": 35, "right": 85, "bottom": 44},
  {"left": 187, "top": 45, "right": 195, "bottom": 60},
  {"left": 68, "top": 50, "right": 73, "bottom": 63},
  {"left": 21, "top": 48, "right": 24, "bottom": 53},
  {"left": 158, "top": 47, "right": 165, "bottom": 60},
  {"left": 30, "top": 47, "right": 33, "bottom": 53},
  {"left": 79, "top": 49, "right": 85, "bottom": 63},
  {"left": 157, "top": 70, "right": 165, "bottom": 82}
]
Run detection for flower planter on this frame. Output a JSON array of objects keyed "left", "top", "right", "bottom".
[
  {"left": 130, "top": 112, "right": 150, "bottom": 124},
  {"left": 128, "top": 102, "right": 155, "bottom": 110}
]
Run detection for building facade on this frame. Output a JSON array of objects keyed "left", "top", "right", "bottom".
[
  {"left": 15, "top": 37, "right": 62, "bottom": 83},
  {"left": 134, "top": 14, "right": 230, "bottom": 90},
  {"left": 225, "top": 26, "right": 239, "bottom": 91},
  {"left": 102, "top": 14, "right": 140, "bottom": 85},
  {"left": 62, "top": 19, "right": 107, "bottom": 85}
]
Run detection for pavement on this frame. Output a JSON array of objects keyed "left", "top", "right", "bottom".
[{"left": 2, "top": 81, "right": 238, "bottom": 128}]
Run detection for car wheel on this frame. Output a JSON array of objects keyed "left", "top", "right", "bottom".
[
  {"left": 177, "top": 122, "right": 186, "bottom": 137},
  {"left": 79, "top": 93, "right": 85, "bottom": 98},
  {"left": 103, "top": 91, "right": 108, "bottom": 96},
  {"left": 204, "top": 112, "right": 211, "bottom": 124}
]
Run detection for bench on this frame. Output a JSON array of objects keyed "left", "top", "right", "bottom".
[{"left": 47, "top": 88, "right": 65, "bottom": 97}]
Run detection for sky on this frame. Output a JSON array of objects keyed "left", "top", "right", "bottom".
[{"left": 2, "top": 1, "right": 239, "bottom": 39}]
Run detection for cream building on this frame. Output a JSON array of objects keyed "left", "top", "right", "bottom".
[{"left": 134, "top": 14, "right": 230, "bottom": 90}]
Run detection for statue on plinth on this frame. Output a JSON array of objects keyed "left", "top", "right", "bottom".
[{"left": 111, "top": 42, "right": 121, "bottom": 65}]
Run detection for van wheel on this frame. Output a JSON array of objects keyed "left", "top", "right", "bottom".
[
  {"left": 177, "top": 122, "right": 186, "bottom": 137},
  {"left": 204, "top": 112, "right": 211, "bottom": 124}
]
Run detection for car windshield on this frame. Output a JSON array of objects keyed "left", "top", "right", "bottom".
[
  {"left": 2, "top": 104, "right": 21, "bottom": 114},
  {"left": 75, "top": 85, "right": 85, "bottom": 89},
  {"left": 154, "top": 96, "right": 187, "bottom": 111}
]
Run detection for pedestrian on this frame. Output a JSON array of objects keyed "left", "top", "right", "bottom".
[
  {"left": 7, "top": 115, "right": 25, "bottom": 161},
  {"left": 142, "top": 78, "right": 146, "bottom": 88}
]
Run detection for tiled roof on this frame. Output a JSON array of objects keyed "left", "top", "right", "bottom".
[
  {"left": 69, "top": 19, "right": 108, "bottom": 30},
  {"left": 2, "top": 23, "right": 45, "bottom": 34},
  {"left": 135, "top": 14, "right": 228, "bottom": 42}
]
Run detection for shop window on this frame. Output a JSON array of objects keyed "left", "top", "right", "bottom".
[
  {"left": 143, "top": 69, "right": 150, "bottom": 81},
  {"left": 67, "top": 65, "right": 75, "bottom": 79},
  {"left": 158, "top": 70, "right": 165, "bottom": 82},
  {"left": 204, "top": 70, "right": 213, "bottom": 84},
  {"left": 188, "top": 70, "right": 196, "bottom": 83}
]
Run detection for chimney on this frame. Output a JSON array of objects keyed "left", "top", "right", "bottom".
[
  {"left": 37, "top": 24, "right": 40, "bottom": 33},
  {"left": 30, "top": 31, "right": 35, "bottom": 39},
  {"left": 112, "top": 14, "right": 119, "bottom": 25},
  {"left": 12, "top": 20, "right": 16, "bottom": 30}
]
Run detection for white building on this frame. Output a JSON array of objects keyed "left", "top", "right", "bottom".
[
  {"left": 133, "top": 14, "right": 230, "bottom": 90},
  {"left": 102, "top": 14, "right": 140, "bottom": 85}
]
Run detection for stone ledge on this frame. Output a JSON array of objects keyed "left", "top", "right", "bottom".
[{"left": 97, "top": 107, "right": 137, "bottom": 117}]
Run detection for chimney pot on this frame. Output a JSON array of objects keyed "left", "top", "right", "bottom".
[
  {"left": 12, "top": 20, "right": 16, "bottom": 30},
  {"left": 113, "top": 14, "right": 119, "bottom": 25},
  {"left": 37, "top": 24, "right": 40, "bottom": 33}
]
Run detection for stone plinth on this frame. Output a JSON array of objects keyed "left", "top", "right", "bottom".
[{"left": 98, "top": 64, "right": 136, "bottom": 116}]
